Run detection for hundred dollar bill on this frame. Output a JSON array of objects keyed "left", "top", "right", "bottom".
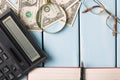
[
  {"left": 19, "top": 0, "right": 41, "bottom": 31},
  {"left": 37, "top": 3, "right": 65, "bottom": 29},
  {"left": 6, "top": 0, "right": 19, "bottom": 13},
  {"left": 51, "top": 0, "right": 79, "bottom": 9},
  {"left": 66, "top": 1, "right": 81, "bottom": 26}
]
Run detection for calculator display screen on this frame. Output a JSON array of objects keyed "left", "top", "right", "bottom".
[{"left": 2, "top": 16, "right": 40, "bottom": 62}]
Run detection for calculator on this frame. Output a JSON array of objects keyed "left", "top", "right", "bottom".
[{"left": 0, "top": 9, "right": 47, "bottom": 80}]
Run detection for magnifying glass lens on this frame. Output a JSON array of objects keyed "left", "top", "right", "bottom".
[{"left": 36, "top": 3, "right": 66, "bottom": 33}]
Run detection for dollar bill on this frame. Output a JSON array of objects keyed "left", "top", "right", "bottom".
[
  {"left": 66, "top": 1, "right": 81, "bottom": 26},
  {"left": 38, "top": 3, "right": 65, "bottom": 29},
  {"left": 0, "top": 0, "right": 8, "bottom": 15},
  {"left": 0, "top": 0, "right": 18, "bottom": 15},
  {"left": 6, "top": 0, "right": 19, "bottom": 13},
  {"left": 20, "top": 0, "right": 38, "bottom": 7},
  {"left": 51, "top": 0, "right": 79, "bottom": 9},
  {"left": 19, "top": 0, "right": 41, "bottom": 31}
]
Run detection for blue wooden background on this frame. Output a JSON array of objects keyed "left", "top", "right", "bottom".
[{"left": 8, "top": 0, "right": 120, "bottom": 80}]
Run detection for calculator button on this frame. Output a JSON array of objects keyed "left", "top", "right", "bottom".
[
  {"left": 2, "top": 54, "right": 8, "bottom": 60},
  {"left": 0, "top": 47, "right": 3, "bottom": 53},
  {"left": 0, "top": 71, "right": 3, "bottom": 78},
  {"left": 11, "top": 65, "right": 16, "bottom": 71},
  {"left": 2, "top": 77, "right": 8, "bottom": 80},
  {"left": 2, "top": 66, "right": 10, "bottom": 73},
  {"left": 0, "top": 58, "right": 3, "bottom": 64},
  {"left": 8, "top": 73, "right": 15, "bottom": 80}
]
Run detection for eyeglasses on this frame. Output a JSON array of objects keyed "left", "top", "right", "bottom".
[{"left": 81, "top": 0, "right": 120, "bottom": 36}]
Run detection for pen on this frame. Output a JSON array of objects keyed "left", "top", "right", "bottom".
[{"left": 80, "top": 62, "right": 84, "bottom": 80}]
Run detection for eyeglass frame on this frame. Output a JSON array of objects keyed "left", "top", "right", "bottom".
[{"left": 81, "top": 0, "right": 120, "bottom": 36}]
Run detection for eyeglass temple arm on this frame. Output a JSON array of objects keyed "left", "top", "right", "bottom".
[
  {"left": 81, "top": 0, "right": 105, "bottom": 13},
  {"left": 82, "top": 5, "right": 103, "bottom": 13},
  {"left": 106, "top": 10, "right": 120, "bottom": 23},
  {"left": 113, "top": 17, "right": 117, "bottom": 35},
  {"left": 107, "top": 16, "right": 117, "bottom": 36}
]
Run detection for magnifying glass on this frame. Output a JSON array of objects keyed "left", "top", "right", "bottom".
[{"left": 36, "top": 0, "right": 67, "bottom": 34}]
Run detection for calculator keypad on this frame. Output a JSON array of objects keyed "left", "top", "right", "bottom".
[
  {"left": 2, "top": 54, "right": 8, "bottom": 60},
  {"left": 0, "top": 44, "right": 22, "bottom": 80},
  {"left": 2, "top": 66, "right": 10, "bottom": 74},
  {"left": 0, "top": 58, "right": 3, "bottom": 64},
  {"left": 0, "top": 70, "right": 3, "bottom": 78},
  {"left": 8, "top": 73, "right": 15, "bottom": 80},
  {"left": 0, "top": 47, "right": 3, "bottom": 53},
  {"left": 2, "top": 77, "right": 8, "bottom": 80}
]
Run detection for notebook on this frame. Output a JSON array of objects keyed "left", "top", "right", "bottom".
[
  {"left": 85, "top": 68, "right": 120, "bottom": 80},
  {"left": 28, "top": 68, "right": 120, "bottom": 80},
  {"left": 28, "top": 68, "right": 80, "bottom": 80}
]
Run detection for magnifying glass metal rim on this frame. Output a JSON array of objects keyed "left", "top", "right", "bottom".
[{"left": 36, "top": 3, "right": 67, "bottom": 34}]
